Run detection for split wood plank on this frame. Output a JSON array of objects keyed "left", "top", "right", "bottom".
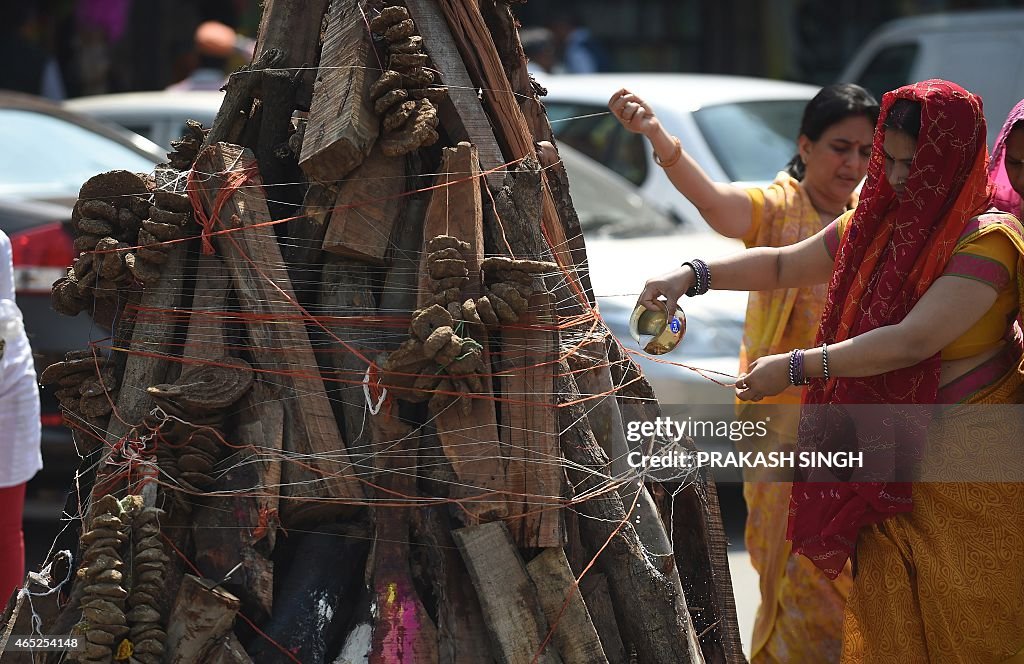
[
  {"left": 526, "top": 547, "right": 609, "bottom": 664},
  {"left": 418, "top": 142, "right": 507, "bottom": 522},
  {"left": 499, "top": 293, "right": 563, "bottom": 548},
  {"left": 165, "top": 575, "right": 241, "bottom": 664},
  {"left": 411, "top": 507, "right": 495, "bottom": 664},
  {"left": 403, "top": 0, "right": 506, "bottom": 190},
  {"left": 452, "top": 521, "right": 563, "bottom": 664},
  {"left": 182, "top": 254, "right": 277, "bottom": 618},
  {"left": 322, "top": 146, "right": 406, "bottom": 262},
  {"left": 180, "top": 254, "right": 230, "bottom": 363},
  {"left": 193, "top": 142, "right": 364, "bottom": 524},
  {"left": 300, "top": 0, "right": 379, "bottom": 183}
]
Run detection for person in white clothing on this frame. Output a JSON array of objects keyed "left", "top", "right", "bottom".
[{"left": 0, "top": 229, "right": 42, "bottom": 603}]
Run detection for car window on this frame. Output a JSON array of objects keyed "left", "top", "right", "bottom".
[
  {"left": 546, "top": 102, "right": 648, "bottom": 187},
  {"left": 691, "top": 100, "right": 805, "bottom": 182},
  {"left": 854, "top": 43, "right": 918, "bottom": 100},
  {"left": 0, "top": 109, "right": 156, "bottom": 198}
]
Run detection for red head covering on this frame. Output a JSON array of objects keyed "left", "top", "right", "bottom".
[
  {"left": 787, "top": 80, "right": 992, "bottom": 578},
  {"left": 989, "top": 98, "right": 1024, "bottom": 217}
]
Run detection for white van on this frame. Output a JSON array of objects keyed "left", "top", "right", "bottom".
[{"left": 839, "top": 9, "right": 1024, "bottom": 146}]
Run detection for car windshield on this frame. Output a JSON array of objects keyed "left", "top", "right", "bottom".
[
  {"left": 692, "top": 100, "right": 805, "bottom": 182},
  {"left": 0, "top": 108, "right": 156, "bottom": 198}
]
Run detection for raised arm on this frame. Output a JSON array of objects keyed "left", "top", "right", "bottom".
[
  {"left": 637, "top": 223, "right": 836, "bottom": 312},
  {"left": 609, "top": 88, "right": 754, "bottom": 238}
]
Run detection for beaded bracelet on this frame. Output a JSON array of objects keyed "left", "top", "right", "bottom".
[
  {"left": 821, "top": 342, "right": 830, "bottom": 381},
  {"left": 682, "top": 259, "right": 710, "bottom": 297}
]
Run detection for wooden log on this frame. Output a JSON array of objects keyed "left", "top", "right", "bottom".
[
  {"left": 525, "top": 547, "right": 609, "bottom": 664},
  {"left": 283, "top": 182, "right": 337, "bottom": 290},
  {"left": 251, "top": 0, "right": 331, "bottom": 109},
  {"left": 164, "top": 575, "right": 241, "bottom": 664},
  {"left": 606, "top": 342, "right": 744, "bottom": 664},
  {"left": 404, "top": 0, "right": 506, "bottom": 190},
  {"left": 318, "top": 254, "right": 380, "bottom": 474},
  {"left": 418, "top": 142, "right": 507, "bottom": 522},
  {"left": 410, "top": 507, "right": 494, "bottom": 664},
  {"left": 478, "top": 1, "right": 594, "bottom": 305},
  {"left": 452, "top": 521, "right": 563, "bottom": 664},
  {"left": 176, "top": 254, "right": 275, "bottom": 618},
  {"left": 248, "top": 526, "right": 369, "bottom": 663},
  {"left": 570, "top": 344, "right": 679, "bottom": 581},
  {"left": 367, "top": 414, "right": 438, "bottom": 664},
  {"left": 181, "top": 254, "right": 230, "bottom": 363},
  {"left": 557, "top": 362, "right": 703, "bottom": 664},
  {"left": 431, "top": 0, "right": 572, "bottom": 273},
  {"left": 192, "top": 143, "right": 364, "bottom": 524},
  {"left": 202, "top": 632, "right": 254, "bottom": 664},
  {"left": 299, "top": 0, "right": 379, "bottom": 183},
  {"left": 322, "top": 146, "right": 406, "bottom": 263},
  {"left": 205, "top": 48, "right": 284, "bottom": 148},
  {"left": 499, "top": 293, "right": 564, "bottom": 548},
  {"left": 578, "top": 573, "right": 627, "bottom": 664},
  {"left": 93, "top": 236, "right": 187, "bottom": 505},
  {"left": 192, "top": 382, "right": 282, "bottom": 620}
]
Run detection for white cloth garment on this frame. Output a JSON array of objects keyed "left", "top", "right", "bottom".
[{"left": 0, "top": 230, "right": 41, "bottom": 488}]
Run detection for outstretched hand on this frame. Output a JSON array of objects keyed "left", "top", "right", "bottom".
[
  {"left": 609, "top": 89, "right": 660, "bottom": 136},
  {"left": 735, "top": 353, "right": 790, "bottom": 402},
  {"left": 637, "top": 266, "right": 694, "bottom": 313}
]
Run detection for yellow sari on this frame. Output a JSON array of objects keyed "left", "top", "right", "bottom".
[
  {"left": 840, "top": 216, "right": 1024, "bottom": 663},
  {"left": 739, "top": 173, "right": 853, "bottom": 662}
]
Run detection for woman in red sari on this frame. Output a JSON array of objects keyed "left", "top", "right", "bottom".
[{"left": 637, "top": 80, "right": 1024, "bottom": 661}]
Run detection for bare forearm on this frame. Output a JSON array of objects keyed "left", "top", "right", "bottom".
[
  {"left": 704, "top": 248, "right": 784, "bottom": 291},
  {"left": 802, "top": 326, "right": 921, "bottom": 379},
  {"left": 646, "top": 126, "right": 752, "bottom": 237}
]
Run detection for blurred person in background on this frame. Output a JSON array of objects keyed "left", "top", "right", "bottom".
[
  {"left": 0, "top": 2, "right": 66, "bottom": 100},
  {"left": 0, "top": 230, "right": 42, "bottom": 604},
  {"left": 167, "top": 20, "right": 255, "bottom": 91},
  {"left": 989, "top": 98, "right": 1024, "bottom": 219},
  {"left": 609, "top": 83, "right": 879, "bottom": 662},
  {"left": 549, "top": 11, "right": 609, "bottom": 74},
  {"left": 520, "top": 26, "right": 558, "bottom": 75}
]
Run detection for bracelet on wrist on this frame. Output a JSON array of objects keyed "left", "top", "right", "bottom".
[
  {"left": 681, "top": 259, "right": 710, "bottom": 297},
  {"left": 654, "top": 136, "right": 683, "bottom": 168},
  {"left": 821, "top": 342, "right": 830, "bottom": 381},
  {"left": 788, "top": 348, "right": 809, "bottom": 386}
]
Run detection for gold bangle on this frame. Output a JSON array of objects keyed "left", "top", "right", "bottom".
[{"left": 653, "top": 136, "right": 682, "bottom": 168}]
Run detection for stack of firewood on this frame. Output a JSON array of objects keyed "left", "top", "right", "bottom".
[{"left": 0, "top": 2, "right": 744, "bottom": 663}]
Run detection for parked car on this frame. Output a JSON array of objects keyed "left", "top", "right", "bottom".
[
  {"left": 536, "top": 73, "right": 819, "bottom": 231},
  {"left": 0, "top": 91, "right": 163, "bottom": 517},
  {"left": 839, "top": 9, "right": 1024, "bottom": 147}
]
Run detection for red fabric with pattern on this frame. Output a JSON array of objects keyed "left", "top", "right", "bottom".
[{"left": 787, "top": 80, "right": 993, "bottom": 578}]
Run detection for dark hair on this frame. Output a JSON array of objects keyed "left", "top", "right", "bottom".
[
  {"left": 785, "top": 84, "right": 880, "bottom": 180},
  {"left": 883, "top": 99, "right": 922, "bottom": 139}
]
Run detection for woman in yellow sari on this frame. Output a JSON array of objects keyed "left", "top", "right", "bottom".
[
  {"left": 609, "top": 84, "right": 878, "bottom": 661},
  {"left": 638, "top": 80, "right": 1024, "bottom": 662}
]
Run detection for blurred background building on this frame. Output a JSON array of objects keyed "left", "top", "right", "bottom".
[{"left": 1, "top": 0, "right": 1019, "bottom": 97}]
